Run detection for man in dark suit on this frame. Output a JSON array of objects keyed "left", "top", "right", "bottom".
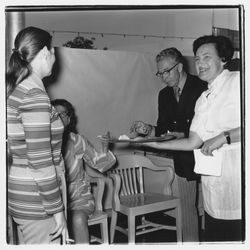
[{"left": 130, "top": 47, "right": 207, "bottom": 241}]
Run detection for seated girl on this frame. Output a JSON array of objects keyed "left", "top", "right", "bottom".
[{"left": 51, "top": 99, "right": 116, "bottom": 243}]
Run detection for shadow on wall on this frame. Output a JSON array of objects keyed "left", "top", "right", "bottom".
[{"left": 184, "top": 56, "right": 197, "bottom": 75}]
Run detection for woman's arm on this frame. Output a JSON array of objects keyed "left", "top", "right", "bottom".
[
  {"left": 85, "top": 163, "right": 106, "bottom": 178},
  {"left": 81, "top": 135, "right": 116, "bottom": 173},
  {"left": 201, "top": 127, "right": 241, "bottom": 156},
  {"left": 142, "top": 131, "right": 203, "bottom": 151}
]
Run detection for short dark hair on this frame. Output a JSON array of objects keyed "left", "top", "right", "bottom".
[
  {"left": 193, "top": 35, "right": 234, "bottom": 63},
  {"left": 156, "top": 47, "right": 185, "bottom": 65}
]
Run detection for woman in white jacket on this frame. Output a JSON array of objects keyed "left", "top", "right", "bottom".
[{"left": 141, "top": 35, "right": 242, "bottom": 242}]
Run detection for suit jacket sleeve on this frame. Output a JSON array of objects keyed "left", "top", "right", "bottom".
[{"left": 155, "top": 89, "right": 170, "bottom": 136}]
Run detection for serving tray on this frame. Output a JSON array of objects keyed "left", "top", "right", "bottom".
[{"left": 97, "top": 134, "right": 175, "bottom": 143}]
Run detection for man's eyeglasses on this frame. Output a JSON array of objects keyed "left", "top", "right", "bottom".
[
  {"left": 58, "top": 111, "right": 69, "bottom": 118},
  {"left": 156, "top": 62, "right": 179, "bottom": 78}
]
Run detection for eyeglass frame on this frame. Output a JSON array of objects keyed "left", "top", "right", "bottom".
[
  {"left": 58, "top": 110, "right": 70, "bottom": 119},
  {"left": 155, "top": 61, "right": 179, "bottom": 78}
]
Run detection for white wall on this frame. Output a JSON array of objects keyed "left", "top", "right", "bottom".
[
  {"left": 48, "top": 47, "right": 164, "bottom": 149},
  {"left": 25, "top": 8, "right": 239, "bottom": 56},
  {"left": 213, "top": 8, "right": 239, "bottom": 30}
]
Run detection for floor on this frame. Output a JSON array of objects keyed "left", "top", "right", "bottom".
[{"left": 90, "top": 211, "right": 204, "bottom": 244}]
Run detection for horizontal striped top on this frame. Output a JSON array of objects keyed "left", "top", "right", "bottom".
[
  {"left": 7, "top": 73, "right": 65, "bottom": 220},
  {"left": 65, "top": 133, "right": 116, "bottom": 210}
]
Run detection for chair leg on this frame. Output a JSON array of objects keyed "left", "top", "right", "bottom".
[
  {"left": 110, "top": 210, "right": 118, "bottom": 243},
  {"left": 128, "top": 216, "right": 135, "bottom": 243},
  {"left": 100, "top": 218, "right": 109, "bottom": 244},
  {"left": 175, "top": 203, "right": 183, "bottom": 242}
]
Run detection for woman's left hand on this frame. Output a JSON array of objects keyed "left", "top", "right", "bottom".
[
  {"left": 51, "top": 211, "right": 68, "bottom": 242},
  {"left": 201, "top": 134, "right": 225, "bottom": 156}
]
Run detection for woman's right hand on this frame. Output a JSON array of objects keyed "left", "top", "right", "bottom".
[{"left": 50, "top": 211, "right": 68, "bottom": 243}]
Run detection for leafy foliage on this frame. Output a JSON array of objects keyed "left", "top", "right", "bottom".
[{"left": 63, "top": 36, "right": 96, "bottom": 49}]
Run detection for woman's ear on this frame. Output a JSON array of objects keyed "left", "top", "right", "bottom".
[{"left": 40, "top": 46, "right": 49, "bottom": 58}]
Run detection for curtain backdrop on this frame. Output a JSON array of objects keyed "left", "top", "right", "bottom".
[
  {"left": 48, "top": 48, "right": 166, "bottom": 149},
  {"left": 48, "top": 48, "right": 196, "bottom": 150}
]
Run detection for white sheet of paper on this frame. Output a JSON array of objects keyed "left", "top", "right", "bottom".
[
  {"left": 194, "top": 143, "right": 240, "bottom": 176},
  {"left": 194, "top": 149, "right": 223, "bottom": 176}
]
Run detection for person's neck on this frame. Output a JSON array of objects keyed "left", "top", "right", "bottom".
[
  {"left": 30, "top": 58, "right": 44, "bottom": 80},
  {"left": 177, "top": 71, "right": 187, "bottom": 89},
  {"left": 31, "top": 69, "right": 43, "bottom": 80}
]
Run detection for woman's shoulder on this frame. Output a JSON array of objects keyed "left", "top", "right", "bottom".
[
  {"left": 15, "top": 82, "right": 48, "bottom": 106},
  {"left": 69, "top": 132, "right": 81, "bottom": 142},
  {"left": 223, "top": 70, "right": 240, "bottom": 89},
  {"left": 20, "top": 74, "right": 45, "bottom": 90},
  {"left": 224, "top": 69, "right": 240, "bottom": 79},
  {"left": 66, "top": 133, "right": 82, "bottom": 153},
  {"left": 68, "top": 133, "right": 86, "bottom": 149}
]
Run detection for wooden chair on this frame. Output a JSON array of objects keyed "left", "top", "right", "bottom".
[
  {"left": 108, "top": 154, "right": 182, "bottom": 243},
  {"left": 87, "top": 177, "right": 109, "bottom": 244}
]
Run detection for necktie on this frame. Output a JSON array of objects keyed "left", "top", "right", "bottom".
[{"left": 174, "top": 86, "right": 181, "bottom": 102}]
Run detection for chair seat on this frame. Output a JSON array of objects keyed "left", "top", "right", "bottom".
[
  {"left": 119, "top": 193, "right": 179, "bottom": 216},
  {"left": 88, "top": 210, "right": 108, "bottom": 224}
]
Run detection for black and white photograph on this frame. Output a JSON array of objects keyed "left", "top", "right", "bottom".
[{"left": 2, "top": 0, "right": 247, "bottom": 247}]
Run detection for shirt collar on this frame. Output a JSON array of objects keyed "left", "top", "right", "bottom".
[
  {"left": 28, "top": 73, "right": 45, "bottom": 91},
  {"left": 206, "top": 69, "right": 229, "bottom": 97}
]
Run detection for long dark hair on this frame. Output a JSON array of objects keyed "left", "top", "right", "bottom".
[
  {"left": 6, "top": 26, "right": 52, "bottom": 98},
  {"left": 51, "top": 99, "right": 78, "bottom": 156}
]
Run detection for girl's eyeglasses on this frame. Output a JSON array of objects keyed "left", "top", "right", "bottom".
[{"left": 58, "top": 111, "right": 69, "bottom": 118}]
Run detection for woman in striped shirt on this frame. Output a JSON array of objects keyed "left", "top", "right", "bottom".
[
  {"left": 7, "top": 26, "right": 68, "bottom": 244},
  {"left": 51, "top": 99, "right": 116, "bottom": 243}
]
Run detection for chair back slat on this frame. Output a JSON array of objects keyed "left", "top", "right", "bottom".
[
  {"left": 132, "top": 168, "right": 138, "bottom": 194},
  {"left": 118, "top": 166, "right": 143, "bottom": 196},
  {"left": 120, "top": 169, "right": 128, "bottom": 196},
  {"left": 123, "top": 169, "right": 132, "bottom": 195},
  {"left": 127, "top": 168, "right": 135, "bottom": 194},
  {"left": 112, "top": 154, "right": 175, "bottom": 197},
  {"left": 138, "top": 167, "right": 144, "bottom": 193}
]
